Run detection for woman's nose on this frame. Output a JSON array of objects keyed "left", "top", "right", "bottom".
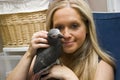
[{"left": 62, "top": 28, "right": 71, "bottom": 38}]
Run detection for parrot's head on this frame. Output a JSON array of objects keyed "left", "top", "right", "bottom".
[{"left": 47, "top": 29, "right": 63, "bottom": 45}]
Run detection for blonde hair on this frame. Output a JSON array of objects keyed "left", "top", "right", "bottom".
[{"left": 46, "top": 0, "right": 115, "bottom": 80}]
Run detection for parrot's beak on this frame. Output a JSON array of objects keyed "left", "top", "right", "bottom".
[{"left": 58, "top": 34, "right": 64, "bottom": 38}]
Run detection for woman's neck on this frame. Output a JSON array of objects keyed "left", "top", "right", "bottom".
[{"left": 60, "top": 53, "right": 74, "bottom": 67}]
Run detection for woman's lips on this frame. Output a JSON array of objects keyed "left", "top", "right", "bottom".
[{"left": 63, "top": 41, "right": 74, "bottom": 47}]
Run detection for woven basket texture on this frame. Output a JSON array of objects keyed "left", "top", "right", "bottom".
[{"left": 0, "top": 10, "right": 47, "bottom": 47}]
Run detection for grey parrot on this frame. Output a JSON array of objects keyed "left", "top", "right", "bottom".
[{"left": 33, "top": 28, "right": 63, "bottom": 75}]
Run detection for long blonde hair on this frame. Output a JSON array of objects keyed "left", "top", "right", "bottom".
[{"left": 46, "top": 0, "right": 115, "bottom": 80}]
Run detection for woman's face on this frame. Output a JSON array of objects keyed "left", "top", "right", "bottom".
[{"left": 53, "top": 7, "right": 87, "bottom": 54}]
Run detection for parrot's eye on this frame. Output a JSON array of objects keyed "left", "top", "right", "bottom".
[{"left": 51, "top": 35, "right": 57, "bottom": 38}]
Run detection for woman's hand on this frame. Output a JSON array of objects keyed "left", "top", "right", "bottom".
[
  {"left": 41, "top": 65, "right": 79, "bottom": 80},
  {"left": 27, "top": 30, "right": 50, "bottom": 58},
  {"left": 6, "top": 31, "right": 50, "bottom": 80}
]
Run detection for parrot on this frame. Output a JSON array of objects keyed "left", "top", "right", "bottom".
[{"left": 33, "top": 28, "right": 63, "bottom": 75}]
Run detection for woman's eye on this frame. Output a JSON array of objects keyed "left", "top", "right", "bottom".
[
  {"left": 71, "top": 23, "right": 79, "bottom": 29},
  {"left": 55, "top": 25, "right": 64, "bottom": 31}
]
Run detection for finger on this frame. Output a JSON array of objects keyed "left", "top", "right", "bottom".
[
  {"left": 33, "top": 38, "right": 48, "bottom": 44},
  {"left": 41, "top": 74, "right": 58, "bottom": 80},
  {"left": 41, "top": 69, "right": 49, "bottom": 75},
  {"left": 32, "top": 43, "right": 50, "bottom": 49},
  {"left": 32, "top": 31, "right": 48, "bottom": 39}
]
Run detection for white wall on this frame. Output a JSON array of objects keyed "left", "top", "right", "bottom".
[
  {"left": 113, "top": 0, "right": 120, "bottom": 12},
  {"left": 87, "top": 0, "right": 120, "bottom": 12},
  {"left": 87, "top": 0, "right": 107, "bottom": 12}
]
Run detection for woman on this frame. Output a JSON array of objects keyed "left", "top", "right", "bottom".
[{"left": 7, "top": 0, "right": 115, "bottom": 80}]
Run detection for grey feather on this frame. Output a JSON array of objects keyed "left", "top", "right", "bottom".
[{"left": 33, "top": 29, "right": 63, "bottom": 74}]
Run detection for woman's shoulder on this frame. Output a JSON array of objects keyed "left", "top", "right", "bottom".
[
  {"left": 94, "top": 60, "right": 114, "bottom": 80},
  {"left": 98, "top": 60, "right": 113, "bottom": 70}
]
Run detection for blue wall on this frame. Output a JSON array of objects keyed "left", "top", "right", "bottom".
[{"left": 93, "top": 13, "right": 120, "bottom": 80}]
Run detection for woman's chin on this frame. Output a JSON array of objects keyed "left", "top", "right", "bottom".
[{"left": 63, "top": 49, "right": 75, "bottom": 54}]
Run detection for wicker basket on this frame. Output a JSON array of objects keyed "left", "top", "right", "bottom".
[{"left": 0, "top": 10, "right": 47, "bottom": 47}]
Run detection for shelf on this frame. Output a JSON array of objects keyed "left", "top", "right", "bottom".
[{"left": 3, "top": 47, "right": 28, "bottom": 55}]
